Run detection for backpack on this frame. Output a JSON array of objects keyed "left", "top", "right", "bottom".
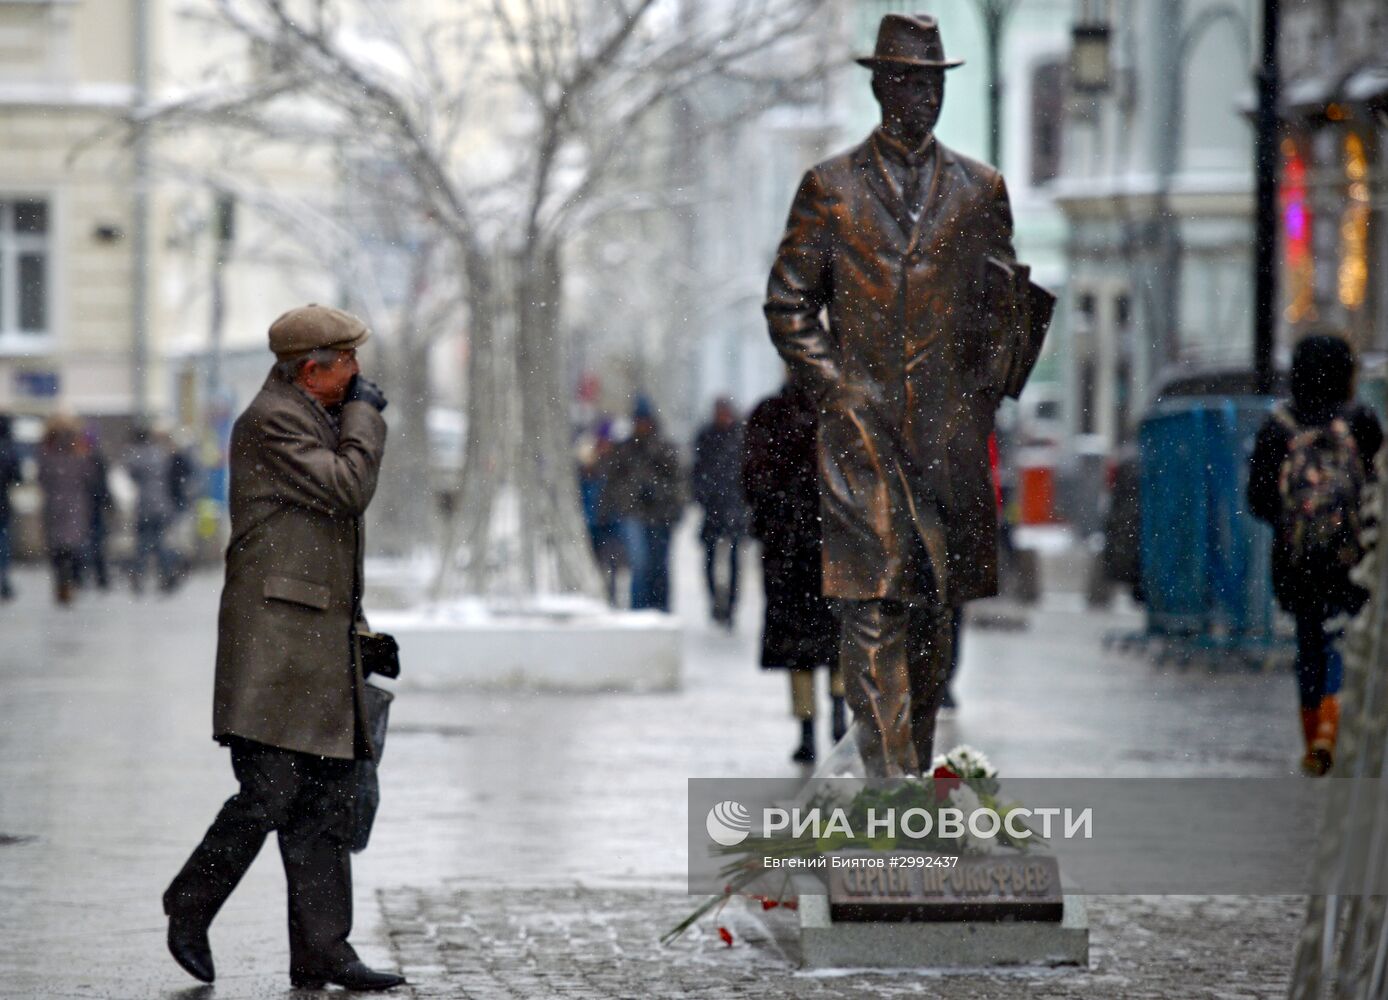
[{"left": 1275, "top": 406, "right": 1365, "bottom": 578}]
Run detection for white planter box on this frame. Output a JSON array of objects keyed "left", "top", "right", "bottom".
[{"left": 369, "top": 606, "right": 682, "bottom": 693}]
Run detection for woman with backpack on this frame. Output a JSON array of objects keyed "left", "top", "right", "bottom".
[{"left": 1248, "top": 334, "right": 1383, "bottom": 775}]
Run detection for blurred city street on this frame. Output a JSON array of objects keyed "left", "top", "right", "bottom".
[
  {"left": 0, "top": 530, "right": 1306, "bottom": 999},
  {"left": 1, "top": 0, "right": 1384, "bottom": 995}
]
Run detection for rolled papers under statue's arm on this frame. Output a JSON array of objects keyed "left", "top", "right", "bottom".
[
  {"left": 1007, "top": 274, "right": 1057, "bottom": 400},
  {"left": 965, "top": 175, "right": 1054, "bottom": 402},
  {"left": 978, "top": 256, "right": 1056, "bottom": 402}
]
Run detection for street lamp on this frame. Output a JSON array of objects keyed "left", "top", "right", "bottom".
[
  {"left": 963, "top": 0, "right": 1022, "bottom": 168},
  {"left": 1069, "top": 23, "right": 1111, "bottom": 94},
  {"left": 208, "top": 192, "right": 236, "bottom": 401},
  {"left": 1252, "top": 0, "right": 1280, "bottom": 394}
]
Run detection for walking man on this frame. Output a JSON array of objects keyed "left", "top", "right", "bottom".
[
  {"left": 603, "top": 397, "right": 684, "bottom": 611},
  {"left": 691, "top": 397, "right": 748, "bottom": 627},
  {"left": 764, "top": 14, "right": 1052, "bottom": 776},
  {"left": 163, "top": 305, "right": 404, "bottom": 991},
  {"left": 124, "top": 425, "right": 176, "bottom": 594}
]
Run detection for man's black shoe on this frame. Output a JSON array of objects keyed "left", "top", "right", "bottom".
[
  {"left": 291, "top": 961, "right": 406, "bottom": 991},
  {"left": 166, "top": 916, "right": 215, "bottom": 984}
]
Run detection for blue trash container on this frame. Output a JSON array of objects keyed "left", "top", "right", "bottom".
[{"left": 1138, "top": 395, "right": 1281, "bottom": 653}]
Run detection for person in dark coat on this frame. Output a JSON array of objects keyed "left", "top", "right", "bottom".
[
  {"left": 1247, "top": 334, "right": 1382, "bottom": 775},
  {"left": 124, "top": 425, "right": 178, "bottom": 594},
  {"left": 601, "top": 397, "right": 684, "bottom": 612},
  {"left": 37, "top": 414, "right": 98, "bottom": 605},
  {"left": 744, "top": 374, "right": 846, "bottom": 764},
  {"left": 0, "top": 416, "right": 21, "bottom": 601},
  {"left": 579, "top": 419, "right": 624, "bottom": 605},
  {"left": 80, "top": 430, "right": 113, "bottom": 591},
  {"left": 163, "top": 305, "right": 403, "bottom": 992},
  {"left": 691, "top": 397, "right": 748, "bottom": 628}
]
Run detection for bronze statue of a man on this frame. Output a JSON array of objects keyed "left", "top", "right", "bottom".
[{"left": 764, "top": 13, "right": 1052, "bottom": 777}]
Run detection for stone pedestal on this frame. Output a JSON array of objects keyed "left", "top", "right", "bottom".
[{"left": 794, "top": 875, "right": 1089, "bottom": 970}]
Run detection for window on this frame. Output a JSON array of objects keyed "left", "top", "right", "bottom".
[
  {"left": 1030, "top": 60, "right": 1066, "bottom": 186},
  {"left": 0, "top": 198, "right": 49, "bottom": 337}
]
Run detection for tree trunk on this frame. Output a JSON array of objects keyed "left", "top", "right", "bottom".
[
  {"left": 433, "top": 246, "right": 507, "bottom": 598},
  {"left": 369, "top": 355, "right": 433, "bottom": 561},
  {"left": 369, "top": 326, "right": 436, "bottom": 558},
  {"left": 513, "top": 239, "right": 603, "bottom": 597},
  {"left": 433, "top": 238, "right": 602, "bottom": 601}
]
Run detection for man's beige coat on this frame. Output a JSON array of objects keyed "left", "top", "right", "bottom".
[{"left": 212, "top": 369, "right": 386, "bottom": 760}]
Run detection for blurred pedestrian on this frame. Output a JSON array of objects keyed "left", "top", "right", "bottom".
[
  {"left": 603, "top": 397, "right": 683, "bottom": 611},
  {"left": 162, "top": 430, "right": 200, "bottom": 587},
  {"left": 79, "top": 427, "right": 113, "bottom": 591},
  {"left": 163, "top": 304, "right": 403, "bottom": 991},
  {"left": 168, "top": 433, "right": 199, "bottom": 515},
  {"left": 124, "top": 425, "right": 177, "bottom": 594},
  {"left": 691, "top": 397, "right": 748, "bottom": 628},
  {"left": 36, "top": 414, "right": 97, "bottom": 605},
  {"left": 743, "top": 374, "right": 846, "bottom": 764},
  {"left": 1248, "top": 334, "right": 1383, "bottom": 775},
  {"left": 0, "top": 415, "right": 21, "bottom": 601},
  {"left": 578, "top": 419, "right": 623, "bottom": 605},
  {"left": 939, "top": 433, "right": 1003, "bottom": 711}
]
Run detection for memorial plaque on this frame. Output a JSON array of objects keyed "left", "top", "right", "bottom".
[{"left": 828, "top": 851, "right": 1064, "bottom": 923}]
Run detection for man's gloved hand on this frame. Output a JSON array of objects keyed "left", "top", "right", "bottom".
[{"left": 345, "top": 375, "right": 388, "bottom": 413}]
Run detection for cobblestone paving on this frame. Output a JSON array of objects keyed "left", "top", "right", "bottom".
[
  {"left": 0, "top": 528, "right": 1312, "bottom": 998},
  {"left": 381, "top": 886, "right": 1302, "bottom": 999}
]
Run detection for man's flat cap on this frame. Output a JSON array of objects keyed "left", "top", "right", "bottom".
[{"left": 268, "top": 304, "right": 371, "bottom": 359}]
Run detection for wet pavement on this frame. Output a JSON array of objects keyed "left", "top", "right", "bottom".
[{"left": 0, "top": 531, "right": 1307, "bottom": 998}]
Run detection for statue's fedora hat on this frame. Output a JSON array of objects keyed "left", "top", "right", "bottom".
[{"left": 856, "top": 14, "right": 964, "bottom": 70}]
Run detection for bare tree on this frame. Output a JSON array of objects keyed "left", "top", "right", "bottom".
[
  {"left": 143, "top": 0, "right": 832, "bottom": 600},
  {"left": 142, "top": 148, "right": 464, "bottom": 558}
]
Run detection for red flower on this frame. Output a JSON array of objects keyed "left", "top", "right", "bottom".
[
  {"left": 932, "top": 765, "right": 962, "bottom": 803},
  {"left": 718, "top": 926, "right": 734, "bottom": 947}
]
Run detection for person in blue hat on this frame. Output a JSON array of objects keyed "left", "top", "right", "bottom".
[{"left": 601, "top": 396, "right": 685, "bottom": 611}]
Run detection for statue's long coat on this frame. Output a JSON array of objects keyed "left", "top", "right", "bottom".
[
  {"left": 212, "top": 370, "right": 387, "bottom": 760},
  {"left": 765, "top": 134, "right": 1034, "bottom": 604}
]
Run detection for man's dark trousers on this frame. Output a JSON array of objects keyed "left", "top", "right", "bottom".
[
  {"left": 164, "top": 737, "right": 358, "bottom": 976},
  {"left": 703, "top": 534, "right": 740, "bottom": 620}
]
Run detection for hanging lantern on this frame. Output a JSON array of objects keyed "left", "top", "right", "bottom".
[{"left": 1069, "top": 23, "right": 1112, "bottom": 94}]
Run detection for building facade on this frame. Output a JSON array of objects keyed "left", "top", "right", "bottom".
[
  {"left": 1052, "top": 0, "right": 1260, "bottom": 456},
  {"left": 0, "top": 0, "right": 337, "bottom": 425},
  {"left": 1277, "top": 0, "right": 1388, "bottom": 356},
  {"left": 1052, "top": 0, "right": 1387, "bottom": 456}
]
